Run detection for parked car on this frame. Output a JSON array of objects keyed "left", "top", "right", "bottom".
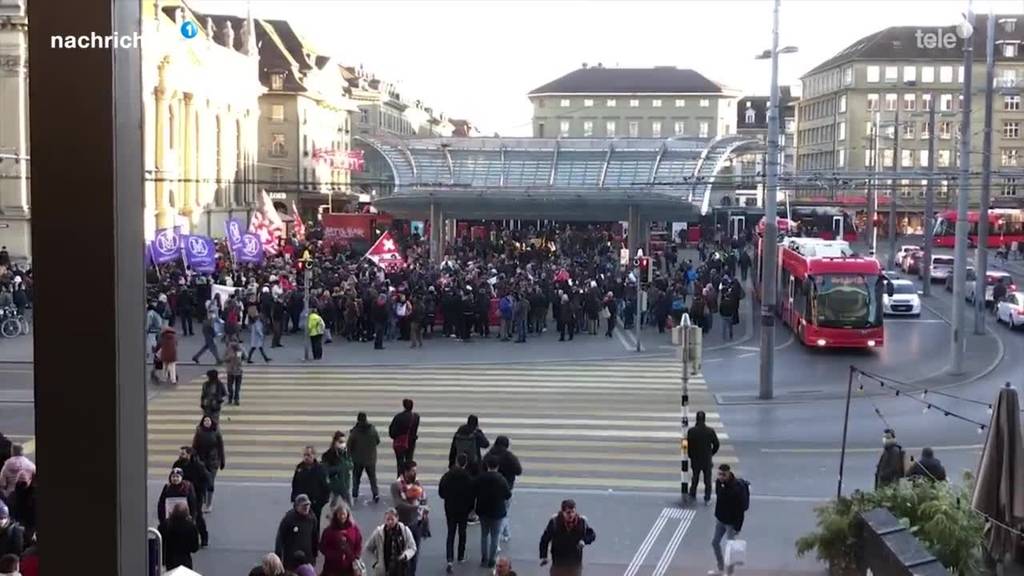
[
  {"left": 883, "top": 279, "right": 921, "bottom": 316},
  {"left": 896, "top": 245, "right": 921, "bottom": 270},
  {"left": 945, "top": 266, "right": 975, "bottom": 292},
  {"left": 901, "top": 250, "right": 925, "bottom": 275},
  {"left": 995, "top": 291, "right": 1024, "bottom": 329},
  {"left": 922, "top": 255, "right": 956, "bottom": 283},
  {"left": 966, "top": 270, "right": 1015, "bottom": 305}
]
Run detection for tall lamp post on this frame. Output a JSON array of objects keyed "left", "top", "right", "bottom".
[
  {"left": 951, "top": 6, "right": 975, "bottom": 374},
  {"left": 974, "top": 10, "right": 996, "bottom": 335},
  {"left": 755, "top": 0, "right": 797, "bottom": 400}
]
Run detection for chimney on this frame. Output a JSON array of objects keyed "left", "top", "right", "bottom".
[
  {"left": 596, "top": 62, "right": 603, "bottom": 68},
  {"left": 581, "top": 62, "right": 588, "bottom": 69}
]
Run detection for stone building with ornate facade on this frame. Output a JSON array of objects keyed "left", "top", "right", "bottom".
[
  {"left": 142, "top": 0, "right": 264, "bottom": 240},
  {"left": 0, "top": 0, "right": 28, "bottom": 259}
]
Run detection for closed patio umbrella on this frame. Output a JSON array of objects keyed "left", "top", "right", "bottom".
[{"left": 972, "top": 383, "right": 1024, "bottom": 561}]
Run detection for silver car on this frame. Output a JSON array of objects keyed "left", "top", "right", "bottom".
[{"left": 922, "top": 255, "right": 955, "bottom": 282}]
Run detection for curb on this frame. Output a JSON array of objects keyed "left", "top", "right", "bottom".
[{"left": 914, "top": 298, "right": 1007, "bottom": 391}]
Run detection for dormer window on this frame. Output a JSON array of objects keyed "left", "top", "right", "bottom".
[
  {"left": 1001, "top": 18, "right": 1017, "bottom": 33},
  {"left": 270, "top": 73, "right": 285, "bottom": 91},
  {"left": 745, "top": 108, "right": 756, "bottom": 123}
]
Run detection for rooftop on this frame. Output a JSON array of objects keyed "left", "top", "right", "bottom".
[{"left": 529, "top": 65, "right": 729, "bottom": 95}]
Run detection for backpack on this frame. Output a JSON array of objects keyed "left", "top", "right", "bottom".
[
  {"left": 499, "top": 297, "right": 513, "bottom": 318},
  {"left": 738, "top": 478, "right": 751, "bottom": 511},
  {"left": 454, "top": 432, "right": 479, "bottom": 464}
]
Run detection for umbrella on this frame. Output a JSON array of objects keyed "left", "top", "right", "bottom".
[{"left": 972, "top": 383, "right": 1024, "bottom": 561}]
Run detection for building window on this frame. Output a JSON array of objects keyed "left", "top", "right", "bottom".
[
  {"left": 837, "top": 121, "right": 846, "bottom": 141},
  {"left": 537, "top": 99, "right": 545, "bottom": 108},
  {"left": 865, "top": 120, "right": 874, "bottom": 137},
  {"left": 270, "top": 133, "right": 286, "bottom": 157},
  {"left": 583, "top": 98, "right": 593, "bottom": 107},
  {"left": 918, "top": 150, "right": 929, "bottom": 167},
  {"left": 958, "top": 65, "right": 965, "bottom": 83},
  {"left": 902, "top": 66, "right": 916, "bottom": 82},
  {"left": 920, "top": 66, "right": 934, "bottom": 83},
  {"left": 270, "top": 73, "right": 285, "bottom": 91},
  {"left": 1000, "top": 68, "right": 1018, "bottom": 87},
  {"left": 628, "top": 121, "right": 639, "bottom": 137},
  {"left": 651, "top": 120, "right": 662, "bottom": 137},
  {"left": 837, "top": 149, "right": 846, "bottom": 167},
  {"left": 939, "top": 121, "right": 953, "bottom": 139},
  {"left": 674, "top": 120, "right": 685, "bottom": 135},
  {"left": 867, "top": 65, "right": 880, "bottom": 82},
  {"left": 583, "top": 120, "right": 593, "bottom": 137},
  {"left": 606, "top": 120, "right": 616, "bottom": 137},
  {"left": 536, "top": 122, "right": 545, "bottom": 137},
  {"left": 1004, "top": 121, "right": 1021, "bottom": 139},
  {"left": 882, "top": 149, "right": 894, "bottom": 167},
  {"left": 867, "top": 93, "right": 879, "bottom": 111},
  {"left": 1004, "top": 43, "right": 1019, "bottom": 58},
  {"left": 884, "top": 124, "right": 896, "bottom": 139},
  {"left": 607, "top": 98, "right": 617, "bottom": 107},
  {"left": 699, "top": 99, "right": 710, "bottom": 108},
  {"left": 902, "top": 122, "right": 915, "bottom": 139},
  {"left": 1006, "top": 95, "right": 1021, "bottom": 111},
  {"left": 903, "top": 93, "right": 916, "bottom": 111},
  {"left": 1002, "top": 177, "right": 1019, "bottom": 197},
  {"left": 1002, "top": 148, "right": 1020, "bottom": 166},
  {"left": 1003, "top": 19, "right": 1017, "bottom": 33},
  {"left": 938, "top": 150, "right": 951, "bottom": 167},
  {"left": 839, "top": 95, "right": 847, "bottom": 113},
  {"left": 885, "top": 66, "right": 898, "bottom": 81},
  {"left": 675, "top": 99, "right": 686, "bottom": 107},
  {"left": 922, "top": 93, "right": 932, "bottom": 111},
  {"left": 865, "top": 149, "right": 876, "bottom": 167},
  {"left": 629, "top": 99, "right": 640, "bottom": 108},
  {"left": 745, "top": 108, "right": 756, "bottom": 123},
  {"left": 271, "top": 167, "right": 283, "bottom": 186},
  {"left": 270, "top": 104, "right": 284, "bottom": 123},
  {"left": 940, "top": 66, "right": 954, "bottom": 83},
  {"left": 885, "top": 93, "right": 898, "bottom": 111},
  {"left": 652, "top": 99, "right": 662, "bottom": 108},
  {"left": 843, "top": 66, "right": 853, "bottom": 86},
  {"left": 560, "top": 98, "right": 571, "bottom": 107},
  {"left": 559, "top": 120, "right": 570, "bottom": 137},
  {"left": 940, "top": 94, "right": 954, "bottom": 112},
  {"left": 785, "top": 118, "right": 794, "bottom": 133},
  {"left": 699, "top": 121, "right": 709, "bottom": 138}
]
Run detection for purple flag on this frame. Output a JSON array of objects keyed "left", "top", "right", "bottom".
[
  {"left": 150, "top": 227, "right": 182, "bottom": 265},
  {"left": 237, "top": 232, "right": 264, "bottom": 263},
  {"left": 225, "top": 219, "right": 244, "bottom": 254},
  {"left": 183, "top": 234, "right": 216, "bottom": 273}
]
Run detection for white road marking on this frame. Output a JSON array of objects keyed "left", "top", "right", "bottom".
[
  {"left": 615, "top": 327, "right": 645, "bottom": 352},
  {"left": 761, "top": 444, "right": 982, "bottom": 454},
  {"left": 734, "top": 346, "right": 760, "bottom": 351},
  {"left": 738, "top": 352, "right": 756, "bottom": 358},
  {"left": 651, "top": 508, "right": 696, "bottom": 576},
  {"left": 623, "top": 508, "right": 672, "bottom": 576},
  {"left": 886, "top": 318, "right": 946, "bottom": 323}
]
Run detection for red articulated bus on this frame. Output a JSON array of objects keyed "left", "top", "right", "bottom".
[
  {"left": 933, "top": 209, "right": 1024, "bottom": 248},
  {"left": 756, "top": 235, "right": 886, "bottom": 349}
]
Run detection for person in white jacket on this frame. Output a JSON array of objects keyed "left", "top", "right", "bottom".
[{"left": 365, "top": 508, "right": 416, "bottom": 576}]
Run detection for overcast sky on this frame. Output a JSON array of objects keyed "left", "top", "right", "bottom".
[{"left": 194, "top": 0, "right": 1023, "bottom": 136}]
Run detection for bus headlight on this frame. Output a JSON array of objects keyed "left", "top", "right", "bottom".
[{"left": 816, "top": 338, "right": 827, "bottom": 347}]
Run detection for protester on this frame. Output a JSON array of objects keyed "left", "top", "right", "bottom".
[
  {"left": 7, "top": 472, "right": 34, "bottom": 545},
  {"left": 322, "top": 432, "right": 354, "bottom": 508},
  {"left": 191, "top": 317, "right": 221, "bottom": 364},
  {"left": 349, "top": 412, "right": 381, "bottom": 504},
  {"left": 686, "top": 411, "right": 720, "bottom": 505},
  {"left": 199, "top": 369, "right": 228, "bottom": 423},
  {"left": 448, "top": 415, "right": 490, "bottom": 476},
  {"left": 907, "top": 447, "right": 947, "bottom": 482},
  {"left": 474, "top": 456, "right": 511, "bottom": 569},
  {"left": 191, "top": 415, "right": 225, "bottom": 513},
  {"left": 155, "top": 325, "right": 178, "bottom": 385},
  {"left": 0, "top": 504, "right": 22, "bottom": 558},
  {"left": 319, "top": 502, "right": 363, "bottom": 576},
  {"left": 157, "top": 467, "right": 199, "bottom": 525},
  {"left": 275, "top": 494, "right": 319, "bottom": 572},
  {"left": 495, "top": 557, "right": 516, "bottom": 576},
  {"left": 0, "top": 446, "right": 33, "bottom": 499},
  {"left": 291, "top": 446, "right": 330, "bottom": 525},
  {"left": 875, "top": 428, "right": 906, "bottom": 489},
  {"left": 224, "top": 338, "right": 245, "bottom": 406},
  {"left": 0, "top": 554, "right": 18, "bottom": 576},
  {"left": 539, "top": 499, "right": 596, "bottom": 576},
  {"left": 365, "top": 508, "right": 417, "bottom": 576},
  {"left": 391, "top": 461, "right": 428, "bottom": 576},
  {"left": 485, "top": 436, "right": 522, "bottom": 542},
  {"left": 159, "top": 502, "right": 200, "bottom": 571},
  {"left": 172, "top": 446, "right": 211, "bottom": 547},
  {"left": 438, "top": 453, "right": 474, "bottom": 573},
  {"left": 389, "top": 399, "right": 420, "bottom": 476}
]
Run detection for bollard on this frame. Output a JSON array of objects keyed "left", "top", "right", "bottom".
[{"left": 148, "top": 527, "right": 162, "bottom": 576}]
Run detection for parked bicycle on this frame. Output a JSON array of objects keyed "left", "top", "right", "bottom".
[{"left": 0, "top": 306, "right": 29, "bottom": 338}]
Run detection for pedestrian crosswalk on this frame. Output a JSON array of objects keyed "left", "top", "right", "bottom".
[{"left": 146, "top": 357, "right": 738, "bottom": 491}]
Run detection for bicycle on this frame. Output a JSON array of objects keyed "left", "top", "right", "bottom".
[{"left": 0, "top": 307, "right": 27, "bottom": 338}]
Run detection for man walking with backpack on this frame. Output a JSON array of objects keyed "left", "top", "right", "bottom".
[
  {"left": 448, "top": 415, "right": 490, "bottom": 477},
  {"left": 710, "top": 464, "right": 748, "bottom": 576}
]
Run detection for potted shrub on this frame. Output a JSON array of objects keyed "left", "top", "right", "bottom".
[{"left": 796, "top": 473, "right": 986, "bottom": 575}]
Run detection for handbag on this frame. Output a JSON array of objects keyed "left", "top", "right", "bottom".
[
  {"left": 599, "top": 308, "right": 610, "bottom": 320},
  {"left": 393, "top": 433, "right": 410, "bottom": 452},
  {"left": 352, "top": 558, "right": 367, "bottom": 576},
  {"left": 724, "top": 539, "right": 747, "bottom": 567}
]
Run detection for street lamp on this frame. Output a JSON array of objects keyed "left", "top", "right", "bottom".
[
  {"left": 951, "top": 6, "right": 975, "bottom": 374},
  {"left": 754, "top": 0, "right": 797, "bottom": 401}
]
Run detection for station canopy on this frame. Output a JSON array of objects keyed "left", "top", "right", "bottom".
[{"left": 358, "top": 134, "right": 763, "bottom": 221}]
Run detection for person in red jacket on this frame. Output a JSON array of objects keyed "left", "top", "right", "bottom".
[{"left": 319, "top": 503, "right": 363, "bottom": 576}]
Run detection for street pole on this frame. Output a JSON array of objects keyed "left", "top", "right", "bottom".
[
  {"left": 759, "top": 0, "right": 781, "bottom": 400},
  {"left": 888, "top": 100, "right": 900, "bottom": 270},
  {"left": 974, "top": 10, "right": 995, "bottom": 335},
  {"left": 635, "top": 267, "right": 642, "bottom": 352},
  {"left": 922, "top": 99, "right": 937, "bottom": 295},
  {"left": 951, "top": 4, "right": 974, "bottom": 374},
  {"left": 303, "top": 265, "right": 311, "bottom": 361},
  {"left": 837, "top": 365, "right": 855, "bottom": 499},
  {"left": 680, "top": 313, "right": 692, "bottom": 503}
]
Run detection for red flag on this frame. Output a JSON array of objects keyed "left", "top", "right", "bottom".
[
  {"left": 292, "top": 202, "right": 307, "bottom": 240},
  {"left": 364, "top": 231, "right": 405, "bottom": 271}
]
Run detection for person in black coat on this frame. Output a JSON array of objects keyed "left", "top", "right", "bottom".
[
  {"left": 275, "top": 494, "right": 319, "bottom": 571},
  {"left": 448, "top": 415, "right": 490, "bottom": 476},
  {"left": 389, "top": 399, "right": 421, "bottom": 475},
  {"left": 291, "top": 446, "right": 330, "bottom": 525},
  {"left": 271, "top": 297, "right": 287, "bottom": 348},
  {"left": 907, "top": 447, "right": 947, "bottom": 482},
  {"left": 191, "top": 415, "right": 225, "bottom": 512},
  {"left": 485, "top": 435, "right": 522, "bottom": 542},
  {"left": 8, "top": 475, "right": 34, "bottom": 544},
  {"left": 0, "top": 503, "right": 25, "bottom": 559},
  {"left": 159, "top": 502, "right": 200, "bottom": 571},
  {"left": 173, "top": 446, "right": 211, "bottom": 546},
  {"left": 176, "top": 288, "right": 195, "bottom": 336},
  {"left": 539, "top": 499, "right": 596, "bottom": 574},
  {"left": 156, "top": 468, "right": 199, "bottom": 526},
  {"left": 686, "top": 411, "right": 720, "bottom": 504},
  {"left": 475, "top": 457, "right": 511, "bottom": 569},
  {"left": 712, "top": 464, "right": 747, "bottom": 575},
  {"left": 438, "top": 453, "right": 475, "bottom": 569}
]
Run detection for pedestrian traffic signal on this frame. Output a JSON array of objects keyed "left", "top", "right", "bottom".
[{"left": 634, "top": 256, "right": 651, "bottom": 285}]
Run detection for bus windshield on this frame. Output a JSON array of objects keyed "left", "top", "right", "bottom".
[{"left": 812, "top": 274, "right": 882, "bottom": 328}]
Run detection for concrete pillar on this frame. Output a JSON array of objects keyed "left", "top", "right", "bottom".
[
  {"left": 154, "top": 59, "right": 175, "bottom": 230},
  {"left": 30, "top": 0, "right": 147, "bottom": 572},
  {"left": 429, "top": 202, "right": 443, "bottom": 263},
  {"left": 627, "top": 204, "right": 643, "bottom": 256},
  {"left": 181, "top": 93, "right": 194, "bottom": 226},
  {"left": 0, "top": 8, "right": 31, "bottom": 258}
]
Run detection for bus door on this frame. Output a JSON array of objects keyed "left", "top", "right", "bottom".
[
  {"left": 729, "top": 216, "right": 746, "bottom": 240},
  {"left": 832, "top": 215, "right": 844, "bottom": 240}
]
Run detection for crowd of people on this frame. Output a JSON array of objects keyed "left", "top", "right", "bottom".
[{"left": 0, "top": 435, "right": 38, "bottom": 576}]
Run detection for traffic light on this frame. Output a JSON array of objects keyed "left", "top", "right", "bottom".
[{"left": 633, "top": 256, "right": 652, "bottom": 285}]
